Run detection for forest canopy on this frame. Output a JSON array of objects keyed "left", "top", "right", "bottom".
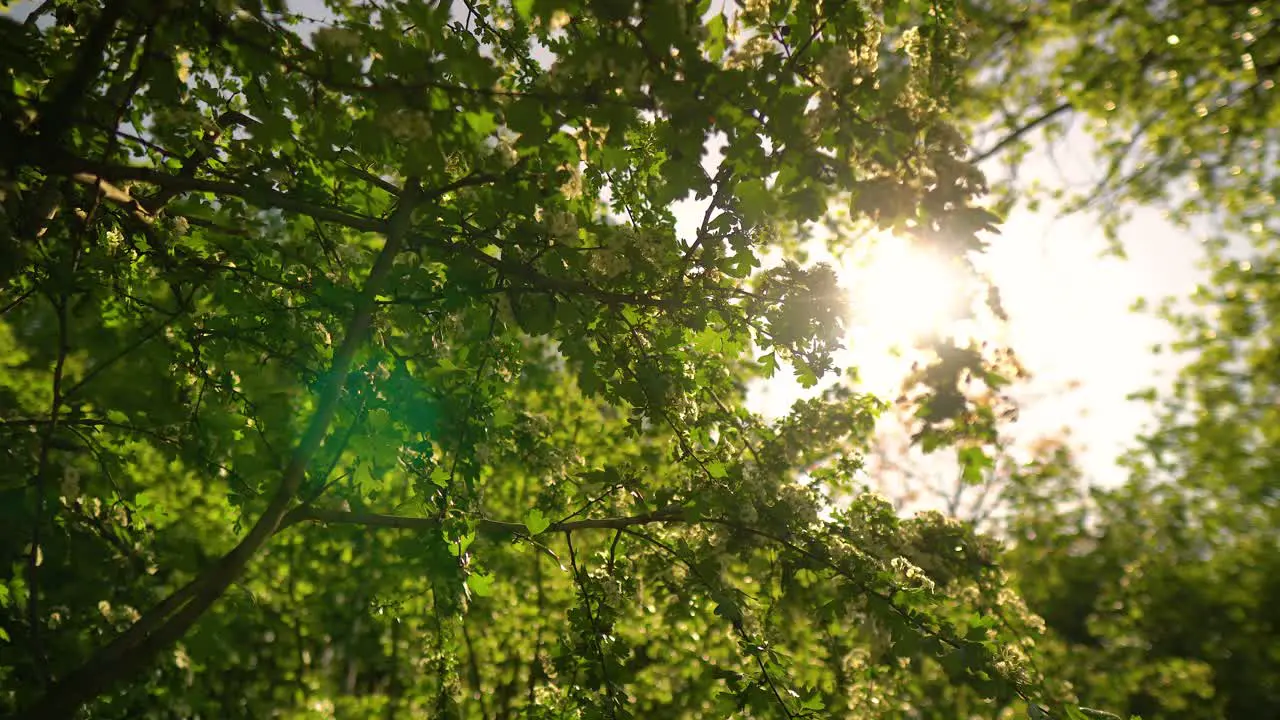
[{"left": 1, "top": 0, "right": 1276, "bottom": 719}]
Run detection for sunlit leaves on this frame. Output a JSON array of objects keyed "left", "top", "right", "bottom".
[
  {"left": 524, "top": 508, "right": 551, "bottom": 536},
  {"left": 961, "top": 0, "right": 1280, "bottom": 241},
  {"left": 0, "top": 0, "right": 1064, "bottom": 718}
]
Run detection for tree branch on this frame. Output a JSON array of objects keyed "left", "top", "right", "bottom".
[
  {"left": 566, "top": 531, "right": 619, "bottom": 719},
  {"left": 449, "top": 225, "right": 678, "bottom": 310},
  {"left": 969, "top": 101, "right": 1073, "bottom": 165},
  {"left": 20, "top": 145, "right": 682, "bottom": 315},
  {"left": 461, "top": 612, "right": 492, "bottom": 720},
  {"left": 277, "top": 505, "right": 685, "bottom": 538},
  {"left": 26, "top": 294, "right": 70, "bottom": 680},
  {"left": 30, "top": 0, "right": 128, "bottom": 145},
  {"left": 23, "top": 151, "right": 386, "bottom": 232},
  {"left": 16, "top": 178, "right": 427, "bottom": 720}
]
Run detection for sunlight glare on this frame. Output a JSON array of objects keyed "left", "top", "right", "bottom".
[
  {"left": 747, "top": 232, "right": 984, "bottom": 415},
  {"left": 841, "top": 235, "right": 970, "bottom": 345}
]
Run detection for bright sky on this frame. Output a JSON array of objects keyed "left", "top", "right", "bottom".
[{"left": 8, "top": 0, "right": 1211, "bottom": 489}]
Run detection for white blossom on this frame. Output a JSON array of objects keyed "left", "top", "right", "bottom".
[{"left": 546, "top": 210, "right": 577, "bottom": 241}]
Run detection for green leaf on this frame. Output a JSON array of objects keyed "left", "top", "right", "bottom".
[
  {"left": 524, "top": 508, "right": 551, "bottom": 535},
  {"left": 758, "top": 352, "right": 779, "bottom": 376},
  {"left": 354, "top": 462, "right": 376, "bottom": 492},
  {"left": 450, "top": 530, "right": 477, "bottom": 557},
  {"left": 429, "top": 465, "right": 450, "bottom": 488},
  {"left": 958, "top": 446, "right": 992, "bottom": 485},
  {"left": 465, "top": 110, "right": 497, "bottom": 136},
  {"left": 468, "top": 571, "right": 495, "bottom": 597},
  {"left": 736, "top": 179, "right": 770, "bottom": 223},
  {"left": 795, "top": 366, "right": 819, "bottom": 388},
  {"left": 705, "top": 14, "right": 728, "bottom": 61},
  {"left": 509, "top": 291, "right": 558, "bottom": 336},
  {"left": 512, "top": 0, "right": 535, "bottom": 21}
]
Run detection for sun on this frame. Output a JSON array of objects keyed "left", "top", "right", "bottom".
[
  {"left": 842, "top": 235, "right": 971, "bottom": 342},
  {"left": 832, "top": 235, "right": 976, "bottom": 394},
  {"left": 746, "top": 232, "right": 981, "bottom": 412}
]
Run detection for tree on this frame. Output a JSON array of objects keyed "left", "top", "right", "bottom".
[
  {"left": 981, "top": 215, "right": 1280, "bottom": 719},
  {"left": 919, "top": 2, "right": 1280, "bottom": 717},
  {"left": 958, "top": 0, "right": 1279, "bottom": 235},
  {"left": 0, "top": 1, "right": 1072, "bottom": 718}
]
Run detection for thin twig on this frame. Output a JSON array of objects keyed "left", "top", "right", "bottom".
[
  {"left": 461, "top": 614, "right": 492, "bottom": 720},
  {"left": 969, "top": 101, "right": 1072, "bottom": 165},
  {"left": 565, "top": 531, "right": 619, "bottom": 719},
  {"left": 0, "top": 287, "right": 36, "bottom": 316},
  {"left": 27, "top": 294, "right": 70, "bottom": 678}
]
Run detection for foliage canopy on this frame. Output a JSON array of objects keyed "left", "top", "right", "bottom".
[{"left": 0, "top": 0, "right": 1066, "bottom": 718}]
